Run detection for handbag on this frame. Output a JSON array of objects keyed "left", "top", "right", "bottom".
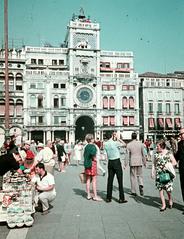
[
  {"left": 159, "top": 171, "right": 171, "bottom": 184},
  {"left": 61, "top": 155, "right": 66, "bottom": 162},
  {"left": 79, "top": 172, "right": 87, "bottom": 184},
  {"left": 165, "top": 162, "right": 176, "bottom": 179}
]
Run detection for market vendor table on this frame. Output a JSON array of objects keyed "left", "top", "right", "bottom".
[{"left": 0, "top": 172, "right": 35, "bottom": 228}]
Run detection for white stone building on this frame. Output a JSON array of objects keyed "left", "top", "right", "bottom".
[
  {"left": 139, "top": 72, "right": 184, "bottom": 141},
  {"left": 0, "top": 48, "right": 25, "bottom": 145},
  {"left": 0, "top": 9, "right": 139, "bottom": 145},
  {"left": 23, "top": 10, "right": 139, "bottom": 143}
]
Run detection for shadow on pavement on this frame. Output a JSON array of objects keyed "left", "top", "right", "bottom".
[
  {"left": 134, "top": 194, "right": 184, "bottom": 211},
  {"left": 73, "top": 188, "right": 108, "bottom": 202},
  {"left": 114, "top": 186, "right": 184, "bottom": 211},
  {"left": 73, "top": 188, "right": 87, "bottom": 199}
]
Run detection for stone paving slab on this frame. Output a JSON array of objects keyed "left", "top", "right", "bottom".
[{"left": 2, "top": 162, "right": 184, "bottom": 239}]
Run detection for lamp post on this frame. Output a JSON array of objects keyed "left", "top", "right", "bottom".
[{"left": 4, "top": 0, "right": 9, "bottom": 137}]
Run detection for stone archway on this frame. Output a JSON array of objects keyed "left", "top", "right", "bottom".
[
  {"left": 75, "top": 116, "right": 94, "bottom": 142},
  {"left": 31, "top": 131, "right": 44, "bottom": 144}
]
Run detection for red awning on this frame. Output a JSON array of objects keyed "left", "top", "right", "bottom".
[
  {"left": 122, "top": 98, "right": 128, "bottom": 108},
  {"left": 166, "top": 118, "right": 172, "bottom": 128},
  {"left": 123, "top": 116, "right": 128, "bottom": 125},
  {"left": 175, "top": 118, "right": 181, "bottom": 127},
  {"left": 103, "top": 117, "right": 108, "bottom": 125},
  {"left": 103, "top": 97, "right": 108, "bottom": 108},
  {"left": 110, "top": 116, "right": 115, "bottom": 125},
  {"left": 129, "top": 98, "right": 135, "bottom": 108},
  {"left": 149, "top": 118, "right": 154, "bottom": 128},
  {"left": 158, "top": 118, "right": 164, "bottom": 127},
  {"left": 109, "top": 97, "right": 115, "bottom": 108},
  {"left": 129, "top": 116, "right": 135, "bottom": 125}
]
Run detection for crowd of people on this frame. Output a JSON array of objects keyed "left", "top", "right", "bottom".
[{"left": 0, "top": 128, "right": 184, "bottom": 215}]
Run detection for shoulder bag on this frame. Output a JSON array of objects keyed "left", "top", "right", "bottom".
[{"left": 159, "top": 171, "right": 171, "bottom": 184}]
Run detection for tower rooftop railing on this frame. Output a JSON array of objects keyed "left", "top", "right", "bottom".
[{"left": 70, "top": 21, "right": 100, "bottom": 30}]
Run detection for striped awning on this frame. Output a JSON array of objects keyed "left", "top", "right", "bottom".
[
  {"left": 149, "top": 118, "right": 154, "bottom": 128},
  {"left": 158, "top": 118, "right": 164, "bottom": 127},
  {"left": 175, "top": 118, "right": 181, "bottom": 127},
  {"left": 123, "top": 116, "right": 128, "bottom": 125},
  {"left": 166, "top": 118, "right": 172, "bottom": 128}
]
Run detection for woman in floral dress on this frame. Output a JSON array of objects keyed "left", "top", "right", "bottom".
[{"left": 152, "top": 139, "right": 176, "bottom": 211}]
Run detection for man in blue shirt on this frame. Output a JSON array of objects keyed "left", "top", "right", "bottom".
[{"left": 104, "top": 131, "right": 128, "bottom": 203}]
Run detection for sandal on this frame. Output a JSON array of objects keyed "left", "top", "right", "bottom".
[
  {"left": 92, "top": 197, "right": 102, "bottom": 202},
  {"left": 87, "top": 196, "right": 92, "bottom": 200}
]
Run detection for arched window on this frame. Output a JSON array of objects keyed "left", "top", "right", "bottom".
[
  {"left": 38, "top": 94, "right": 43, "bottom": 108},
  {"left": 109, "top": 96, "right": 115, "bottom": 109},
  {"left": 122, "top": 97, "right": 128, "bottom": 108},
  {"left": 16, "top": 73, "right": 23, "bottom": 91},
  {"left": 30, "top": 95, "right": 36, "bottom": 108},
  {"left": 129, "top": 116, "right": 135, "bottom": 125},
  {"left": 129, "top": 97, "right": 135, "bottom": 109},
  {"left": 0, "top": 72, "right": 5, "bottom": 80},
  {"left": 122, "top": 116, "right": 128, "bottom": 126},
  {"left": 16, "top": 99, "right": 23, "bottom": 116},
  {"left": 0, "top": 99, "right": 5, "bottom": 116},
  {"left": 103, "top": 96, "right": 108, "bottom": 109},
  {"left": 110, "top": 116, "right": 115, "bottom": 125},
  {"left": 54, "top": 95, "right": 59, "bottom": 108},
  {"left": 61, "top": 97, "right": 66, "bottom": 107},
  {"left": 103, "top": 116, "right": 108, "bottom": 125},
  {"left": 9, "top": 99, "right": 14, "bottom": 116},
  {"left": 9, "top": 73, "right": 14, "bottom": 91}
]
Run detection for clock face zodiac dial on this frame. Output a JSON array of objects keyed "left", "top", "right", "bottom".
[{"left": 77, "top": 87, "right": 93, "bottom": 103}]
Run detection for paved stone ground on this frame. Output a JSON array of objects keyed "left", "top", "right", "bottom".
[{"left": 1, "top": 160, "right": 184, "bottom": 239}]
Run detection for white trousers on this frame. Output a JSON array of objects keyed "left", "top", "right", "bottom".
[{"left": 38, "top": 191, "right": 56, "bottom": 211}]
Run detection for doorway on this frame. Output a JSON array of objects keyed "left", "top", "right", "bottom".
[
  {"left": 31, "top": 131, "right": 43, "bottom": 144},
  {"left": 75, "top": 116, "right": 94, "bottom": 142}
]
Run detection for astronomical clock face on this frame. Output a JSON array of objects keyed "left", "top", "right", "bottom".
[
  {"left": 75, "top": 86, "right": 95, "bottom": 107},
  {"left": 77, "top": 87, "right": 93, "bottom": 103}
]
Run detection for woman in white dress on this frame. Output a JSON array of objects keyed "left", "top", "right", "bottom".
[{"left": 73, "top": 141, "right": 83, "bottom": 166}]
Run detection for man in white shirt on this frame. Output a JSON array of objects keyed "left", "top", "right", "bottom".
[
  {"left": 38, "top": 140, "right": 55, "bottom": 175},
  {"left": 34, "top": 162, "right": 56, "bottom": 215}
]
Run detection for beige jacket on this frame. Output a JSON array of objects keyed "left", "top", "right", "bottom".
[{"left": 126, "top": 140, "right": 146, "bottom": 166}]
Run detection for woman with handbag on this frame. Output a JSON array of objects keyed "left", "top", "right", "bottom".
[
  {"left": 84, "top": 134, "right": 102, "bottom": 201},
  {"left": 151, "top": 139, "right": 176, "bottom": 212}
]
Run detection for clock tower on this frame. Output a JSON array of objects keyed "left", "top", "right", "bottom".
[
  {"left": 64, "top": 8, "right": 101, "bottom": 140},
  {"left": 65, "top": 8, "right": 100, "bottom": 50},
  {"left": 64, "top": 8, "right": 100, "bottom": 81}
]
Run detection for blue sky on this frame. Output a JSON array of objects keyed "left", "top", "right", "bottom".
[{"left": 0, "top": 0, "right": 184, "bottom": 74}]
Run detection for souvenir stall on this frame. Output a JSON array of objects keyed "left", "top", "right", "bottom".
[{"left": 0, "top": 171, "right": 35, "bottom": 228}]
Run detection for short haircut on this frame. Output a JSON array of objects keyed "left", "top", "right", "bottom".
[
  {"left": 105, "top": 131, "right": 113, "bottom": 140},
  {"left": 85, "top": 134, "right": 94, "bottom": 143},
  {"left": 35, "top": 162, "right": 45, "bottom": 170},
  {"left": 132, "top": 132, "right": 137, "bottom": 140},
  {"left": 157, "top": 139, "right": 166, "bottom": 149}
]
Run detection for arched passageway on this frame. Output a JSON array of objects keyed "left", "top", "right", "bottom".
[{"left": 75, "top": 116, "right": 94, "bottom": 142}]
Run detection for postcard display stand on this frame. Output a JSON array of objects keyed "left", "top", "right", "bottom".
[{"left": 0, "top": 172, "right": 35, "bottom": 228}]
